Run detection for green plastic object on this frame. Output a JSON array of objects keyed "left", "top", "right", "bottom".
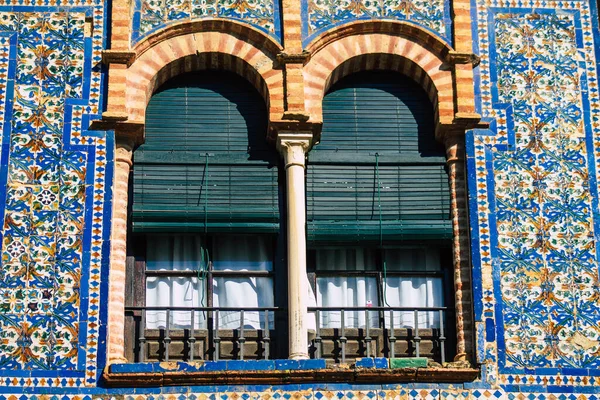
[{"left": 389, "top": 357, "right": 428, "bottom": 369}]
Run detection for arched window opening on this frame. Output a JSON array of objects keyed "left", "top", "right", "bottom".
[
  {"left": 125, "top": 71, "right": 285, "bottom": 362},
  {"left": 307, "top": 71, "right": 455, "bottom": 364}
]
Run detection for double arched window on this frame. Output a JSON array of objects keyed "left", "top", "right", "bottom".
[{"left": 125, "top": 70, "right": 454, "bottom": 363}]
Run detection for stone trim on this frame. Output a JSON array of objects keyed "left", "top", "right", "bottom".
[
  {"left": 276, "top": 50, "right": 311, "bottom": 65},
  {"left": 103, "top": 366, "right": 479, "bottom": 387},
  {"left": 102, "top": 50, "right": 137, "bottom": 66},
  {"left": 268, "top": 120, "right": 322, "bottom": 144},
  {"left": 446, "top": 51, "right": 481, "bottom": 67},
  {"left": 89, "top": 119, "right": 145, "bottom": 145}
]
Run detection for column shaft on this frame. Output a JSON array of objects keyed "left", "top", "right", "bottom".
[
  {"left": 445, "top": 134, "right": 473, "bottom": 362},
  {"left": 107, "top": 138, "right": 133, "bottom": 364},
  {"left": 277, "top": 133, "right": 312, "bottom": 360}
]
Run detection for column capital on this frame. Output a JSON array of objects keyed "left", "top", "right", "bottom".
[
  {"left": 444, "top": 134, "right": 466, "bottom": 164},
  {"left": 268, "top": 120, "right": 322, "bottom": 144},
  {"left": 115, "top": 140, "right": 134, "bottom": 167},
  {"left": 276, "top": 133, "right": 313, "bottom": 168},
  {"left": 90, "top": 118, "right": 145, "bottom": 148}
]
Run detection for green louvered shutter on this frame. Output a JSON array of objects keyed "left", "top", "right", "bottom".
[
  {"left": 132, "top": 71, "right": 279, "bottom": 233},
  {"left": 307, "top": 71, "right": 451, "bottom": 242}
]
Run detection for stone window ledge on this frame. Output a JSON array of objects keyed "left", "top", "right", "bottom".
[{"left": 103, "top": 359, "right": 480, "bottom": 387}]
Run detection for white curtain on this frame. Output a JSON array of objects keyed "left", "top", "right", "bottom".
[
  {"left": 212, "top": 235, "right": 274, "bottom": 329},
  {"left": 314, "top": 248, "right": 378, "bottom": 328},
  {"left": 314, "top": 248, "right": 376, "bottom": 271},
  {"left": 145, "top": 235, "right": 208, "bottom": 329},
  {"left": 313, "top": 247, "right": 444, "bottom": 330},
  {"left": 145, "top": 235, "right": 275, "bottom": 330},
  {"left": 383, "top": 247, "right": 443, "bottom": 329},
  {"left": 385, "top": 248, "right": 440, "bottom": 272},
  {"left": 383, "top": 277, "right": 443, "bottom": 329},
  {"left": 316, "top": 276, "right": 379, "bottom": 328}
]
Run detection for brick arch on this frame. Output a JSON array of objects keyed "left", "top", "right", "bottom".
[
  {"left": 149, "top": 52, "right": 271, "bottom": 115},
  {"left": 126, "top": 26, "right": 284, "bottom": 123},
  {"left": 305, "top": 20, "right": 452, "bottom": 59},
  {"left": 304, "top": 32, "right": 454, "bottom": 127}
]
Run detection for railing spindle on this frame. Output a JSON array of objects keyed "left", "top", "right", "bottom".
[
  {"left": 315, "top": 309, "right": 321, "bottom": 359},
  {"left": 139, "top": 309, "right": 146, "bottom": 362},
  {"left": 389, "top": 309, "right": 395, "bottom": 359},
  {"left": 214, "top": 309, "right": 220, "bottom": 361},
  {"left": 164, "top": 310, "right": 171, "bottom": 362},
  {"left": 439, "top": 309, "right": 446, "bottom": 364},
  {"left": 414, "top": 310, "right": 421, "bottom": 358},
  {"left": 239, "top": 310, "right": 245, "bottom": 360},
  {"left": 365, "top": 309, "right": 371, "bottom": 358},
  {"left": 263, "top": 310, "right": 270, "bottom": 360},
  {"left": 340, "top": 309, "right": 347, "bottom": 363},
  {"left": 189, "top": 310, "right": 196, "bottom": 361}
]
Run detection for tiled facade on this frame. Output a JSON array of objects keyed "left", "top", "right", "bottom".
[
  {"left": 0, "top": 0, "right": 598, "bottom": 397},
  {"left": 0, "top": 6, "right": 110, "bottom": 386},
  {"left": 469, "top": 0, "right": 600, "bottom": 377}
]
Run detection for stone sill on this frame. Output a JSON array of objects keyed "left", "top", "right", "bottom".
[{"left": 103, "top": 359, "right": 479, "bottom": 387}]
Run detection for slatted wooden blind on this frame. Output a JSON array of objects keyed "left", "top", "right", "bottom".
[
  {"left": 307, "top": 72, "right": 451, "bottom": 242},
  {"left": 132, "top": 71, "right": 279, "bottom": 233}
]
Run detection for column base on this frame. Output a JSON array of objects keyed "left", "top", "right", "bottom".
[
  {"left": 288, "top": 352, "right": 310, "bottom": 360},
  {"left": 107, "top": 356, "right": 129, "bottom": 365}
]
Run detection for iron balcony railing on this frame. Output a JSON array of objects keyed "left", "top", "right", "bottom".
[
  {"left": 125, "top": 306, "right": 281, "bottom": 362},
  {"left": 308, "top": 306, "right": 450, "bottom": 364},
  {"left": 125, "top": 306, "right": 451, "bottom": 363}
]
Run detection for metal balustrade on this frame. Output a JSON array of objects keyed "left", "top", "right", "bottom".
[
  {"left": 308, "top": 306, "right": 450, "bottom": 364},
  {"left": 125, "top": 306, "right": 280, "bottom": 362},
  {"left": 125, "top": 306, "right": 451, "bottom": 363}
]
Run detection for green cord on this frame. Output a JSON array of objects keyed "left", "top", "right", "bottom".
[
  {"left": 198, "top": 154, "right": 210, "bottom": 315},
  {"left": 375, "top": 153, "right": 391, "bottom": 307},
  {"left": 204, "top": 153, "right": 209, "bottom": 235},
  {"left": 197, "top": 246, "right": 209, "bottom": 318}
]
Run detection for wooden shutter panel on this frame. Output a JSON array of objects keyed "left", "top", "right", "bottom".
[
  {"left": 132, "top": 71, "right": 278, "bottom": 233},
  {"left": 307, "top": 72, "right": 451, "bottom": 242}
]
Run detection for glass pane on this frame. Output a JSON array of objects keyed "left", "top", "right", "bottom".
[
  {"left": 146, "top": 235, "right": 208, "bottom": 271},
  {"left": 383, "top": 276, "right": 443, "bottom": 328},
  {"left": 316, "top": 276, "right": 379, "bottom": 328},
  {"left": 213, "top": 235, "right": 273, "bottom": 271},
  {"left": 384, "top": 247, "right": 441, "bottom": 272},
  {"left": 314, "top": 248, "right": 377, "bottom": 271},
  {"left": 145, "top": 276, "right": 207, "bottom": 329},
  {"left": 212, "top": 277, "right": 274, "bottom": 329}
]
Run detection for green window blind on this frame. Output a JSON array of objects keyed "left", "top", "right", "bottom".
[
  {"left": 307, "top": 72, "right": 451, "bottom": 242},
  {"left": 132, "top": 71, "right": 279, "bottom": 233}
]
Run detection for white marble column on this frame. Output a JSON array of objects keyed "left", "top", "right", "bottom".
[{"left": 277, "top": 133, "right": 313, "bottom": 360}]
